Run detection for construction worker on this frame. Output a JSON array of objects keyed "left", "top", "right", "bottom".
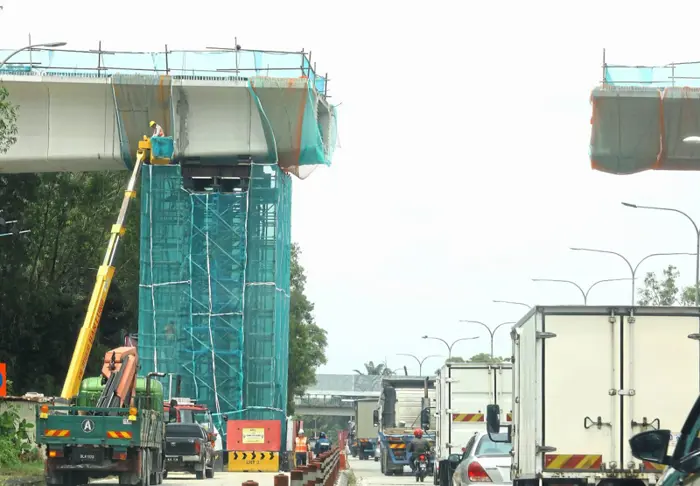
[
  {"left": 295, "top": 429, "right": 309, "bottom": 466},
  {"left": 150, "top": 120, "right": 164, "bottom": 138}
]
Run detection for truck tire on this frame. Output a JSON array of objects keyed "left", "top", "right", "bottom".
[
  {"left": 196, "top": 458, "right": 205, "bottom": 480},
  {"left": 206, "top": 461, "right": 215, "bottom": 479}
]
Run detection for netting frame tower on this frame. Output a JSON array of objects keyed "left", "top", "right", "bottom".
[{"left": 138, "top": 159, "right": 292, "bottom": 426}]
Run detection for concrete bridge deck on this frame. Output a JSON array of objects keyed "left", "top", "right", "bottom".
[{"left": 0, "top": 47, "right": 336, "bottom": 174}]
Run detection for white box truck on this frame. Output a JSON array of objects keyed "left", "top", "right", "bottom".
[
  {"left": 434, "top": 362, "right": 513, "bottom": 486},
  {"left": 354, "top": 399, "right": 379, "bottom": 460},
  {"left": 488, "top": 306, "right": 700, "bottom": 486}
]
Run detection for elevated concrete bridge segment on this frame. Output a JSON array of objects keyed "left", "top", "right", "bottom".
[
  {"left": 0, "top": 47, "right": 336, "bottom": 175},
  {"left": 293, "top": 374, "right": 382, "bottom": 417}
]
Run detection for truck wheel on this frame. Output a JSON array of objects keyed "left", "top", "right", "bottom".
[
  {"left": 206, "top": 462, "right": 215, "bottom": 479},
  {"left": 163, "top": 471, "right": 168, "bottom": 480},
  {"left": 196, "top": 459, "right": 205, "bottom": 480}
]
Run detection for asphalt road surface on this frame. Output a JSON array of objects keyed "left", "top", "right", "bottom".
[
  {"left": 97, "top": 470, "right": 285, "bottom": 485},
  {"left": 351, "top": 457, "right": 424, "bottom": 486}
]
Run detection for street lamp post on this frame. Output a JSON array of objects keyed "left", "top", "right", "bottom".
[
  {"left": 421, "top": 336, "right": 479, "bottom": 359},
  {"left": 458, "top": 320, "right": 515, "bottom": 358},
  {"left": 622, "top": 202, "right": 700, "bottom": 306},
  {"left": 492, "top": 300, "right": 531, "bottom": 309},
  {"left": 570, "top": 247, "right": 696, "bottom": 306},
  {"left": 531, "top": 277, "right": 634, "bottom": 305},
  {"left": 0, "top": 209, "right": 30, "bottom": 238},
  {"left": 0, "top": 41, "right": 67, "bottom": 70},
  {"left": 397, "top": 354, "right": 441, "bottom": 376}
]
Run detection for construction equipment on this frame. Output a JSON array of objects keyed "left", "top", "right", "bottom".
[
  {"left": 38, "top": 347, "right": 167, "bottom": 485},
  {"left": 60, "top": 136, "right": 173, "bottom": 400}
]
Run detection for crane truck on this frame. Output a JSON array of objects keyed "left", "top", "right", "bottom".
[
  {"left": 374, "top": 376, "right": 437, "bottom": 476},
  {"left": 485, "top": 305, "right": 700, "bottom": 486},
  {"left": 36, "top": 136, "right": 174, "bottom": 486}
]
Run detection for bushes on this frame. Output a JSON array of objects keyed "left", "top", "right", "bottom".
[{"left": 0, "top": 406, "right": 36, "bottom": 468}]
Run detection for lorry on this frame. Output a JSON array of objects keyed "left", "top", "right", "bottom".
[
  {"left": 353, "top": 398, "right": 379, "bottom": 460},
  {"left": 38, "top": 347, "right": 167, "bottom": 485},
  {"left": 374, "top": 376, "right": 437, "bottom": 476},
  {"left": 433, "top": 362, "right": 513, "bottom": 486},
  {"left": 485, "top": 305, "right": 700, "bottom": 486}
]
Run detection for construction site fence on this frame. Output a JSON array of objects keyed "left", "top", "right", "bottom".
[
  {"left": 291, "top": 448, "right": 344, "bottom": 486},
  {"left": 0, "top": 44, "right": 329, "bottom": 96},
  {"left": 602, "top": 60, "right": 700, "bottom": 88}
]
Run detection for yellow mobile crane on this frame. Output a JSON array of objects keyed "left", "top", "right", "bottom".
[{"left": 60, "top": 136, "right": 172, "bottom": 400}]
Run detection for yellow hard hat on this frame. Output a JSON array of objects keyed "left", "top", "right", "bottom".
[{"left": 149, "top": 121, "right": 156, "bottom": 127}]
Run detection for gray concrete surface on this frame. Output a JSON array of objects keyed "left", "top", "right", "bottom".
[
  {"left": 97, "top": 470, "right": 287, "bottom": 485},
  {"left": 350, "top": 457, "right": 419, "bottom": 486}
]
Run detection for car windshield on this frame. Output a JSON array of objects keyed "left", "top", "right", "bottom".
[
  {"left": 166, "top": 424, "right": 204, "bottom": 438},
  {"left": 475, "top": 434, "right": 511, "bottom": 456}
]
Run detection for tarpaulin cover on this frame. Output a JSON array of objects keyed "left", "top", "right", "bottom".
[{"left": 590, "top": 64, "right": 700, "bottom": 174}]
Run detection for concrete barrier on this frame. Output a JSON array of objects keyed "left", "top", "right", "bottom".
[{"left": 288, "top": 447, "right": 342, "bottom": 486}]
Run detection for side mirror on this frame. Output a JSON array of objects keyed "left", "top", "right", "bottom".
[
  {"left": 677, "top": 449, "right": 700, "bottom": 474},
  {"left": 421, "top": 407, "right": 431, "bottom": 429},
  {"left": 486, "top": 404, "right": 501, "bottom": 435},
  {"left": 629, "top": 430, "right": 672, "bottom": 465},
  {"left": 448, "top": 454, "right": 461, "bottom": 465},
  {"left": 373, "top": 410, "right": 379, "bottom": 427}
]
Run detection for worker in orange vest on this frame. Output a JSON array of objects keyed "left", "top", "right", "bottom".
[{"left": 295, "top": 429, "right": 309, "bottom": 466}]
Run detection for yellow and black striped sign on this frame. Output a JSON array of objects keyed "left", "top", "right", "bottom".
[
  {"left": 44, "top": 429, "right": 70, "bottom": 437},
  {"left": 452, "top": 413, "right": 484, "bottom": 422},
  {"left": 544, "top": 454, "right": 602, "bottom": 470},
  {"left": 389, "top": 443, "right": 406, "bottom": 449}
]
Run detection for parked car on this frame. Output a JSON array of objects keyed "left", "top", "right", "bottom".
[
  {"left": 452, "top": 431, "right": 512, "bottom": 486},
  {"left": 164, "top": 423, "right": 215, "bottom": 480}
]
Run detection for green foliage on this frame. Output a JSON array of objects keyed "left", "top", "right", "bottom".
[
  {"left": 0, "top": 406, "right": 35, "bottom": 467},
  {"left": 0, "top": 86, "right": 18, "bottom": 154},
  {"left": 287, "top": 243, "right": 328, "bottom": 413},
  {"left": 353, "top": 361, "right": 394, "bottom": 376},
  {"left": 0, "top": 171, "right": 137, "bottom": 395},
  {"left": 637, "top": 264, "right": 697, "bottom": 306},
  {"left": 468, "top": 353, "right": 508, "bottom": 364}
]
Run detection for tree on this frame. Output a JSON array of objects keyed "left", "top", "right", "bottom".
[
  {"left": 637, "top": 264, "right": 697, "bottom": 306},
  {"left": 0, "top": 86, "right": 18, "bottom": 154},
  {"left": 353, "top": 361, "right": 394, "bottom": 376},
  {"left": 287, "top": 243, "right": 328, "bottom": 413},
  {"left": 468, "top": 353, "right": 507, "bottom": 364}
]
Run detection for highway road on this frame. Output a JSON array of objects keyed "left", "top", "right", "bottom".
[
  {"left": 98, "top": 470, "right": 288, "bottom": 485},
  {"left": 351, "top": 458, "right": 422, "bottom": 486}
]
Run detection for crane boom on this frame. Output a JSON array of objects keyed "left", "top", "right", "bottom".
[{"left": 61, "top": 143, "right": 150, "bottom": 400}]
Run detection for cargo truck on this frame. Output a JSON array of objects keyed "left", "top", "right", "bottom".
[
  {"left": 374, "top": 376, "right": 437, "bottom": 476},
  {"left": 354, "top": 398, "right": 379, "bottom": 460},
  {"left": 433, "top": 362, "right": 513, "bottom": 486},
  {"left": 39, "top": 370, "right": 166, "bottom": 485},
  {"left": 485, "top": 306, "right": 700, "bottom": 486}
]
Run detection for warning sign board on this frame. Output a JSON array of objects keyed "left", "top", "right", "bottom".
[
  {"left": 228, "top": 451, "right": 279, "bottom": 472},
  {"left": 0, "top": 363, "right": 6, "bottom": 397},
  {"left": 242, "top": 427, "right": 265, "bottom": 444}
]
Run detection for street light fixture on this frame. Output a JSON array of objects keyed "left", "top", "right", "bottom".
[
  {"left": 0, "top": 41, "right": 67, "bottom": 70},
  {"left": 492, "top": 300, "right": 531, "bottom": 309},
  {"left": 622, "top": 202, "right": 700, "bottom": 306},
  {"left": 570, "top": 247, "right": 695, "bottom": 306},
  {"left": 458, "top": 320, "right": 515, "bottom": 358},
  {"left": 396, "top": 354, "right": 441, "bottom": 376},
  {"left": 531, "top": 277, "right": 634, "bottom": 305},
  {"left": 421, "top": 335, "right": 479, "bottom": 359}
]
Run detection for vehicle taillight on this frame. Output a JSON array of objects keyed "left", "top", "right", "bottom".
[
  {"left": 467, "top": 461, "right": 491, "bottom": 482},
  {"left": 194, "top": 441, "right": 201, "bottom": 454}
]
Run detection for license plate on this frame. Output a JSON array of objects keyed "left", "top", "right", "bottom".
[
  {"left": 72, "top": 448, "right": 103, "bottom": 464},
  {"left": 420, "top": 464, "right": 427, "bottom": 470},
  {"left": 166, "top": 456, "right": 181, "bottom": 462}
]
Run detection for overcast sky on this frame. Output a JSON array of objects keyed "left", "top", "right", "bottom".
[{"left": 4, "top": 0, "right": 700, "bottom": 375}]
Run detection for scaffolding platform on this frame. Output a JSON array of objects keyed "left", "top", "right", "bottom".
[{"left": 590, "top": 60, "right": 700, "bottom": 174}]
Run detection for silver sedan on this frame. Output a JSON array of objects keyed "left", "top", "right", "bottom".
[{"left": 452, "top": 432, "right": 512, "bottom": 486}]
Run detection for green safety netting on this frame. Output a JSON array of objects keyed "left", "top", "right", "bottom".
[
  {"left": 590, "top": 63, "right": 700, "bottom": 174},
  {"left": 138, "top": 162, "right": 291, "bottom": 431}
]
